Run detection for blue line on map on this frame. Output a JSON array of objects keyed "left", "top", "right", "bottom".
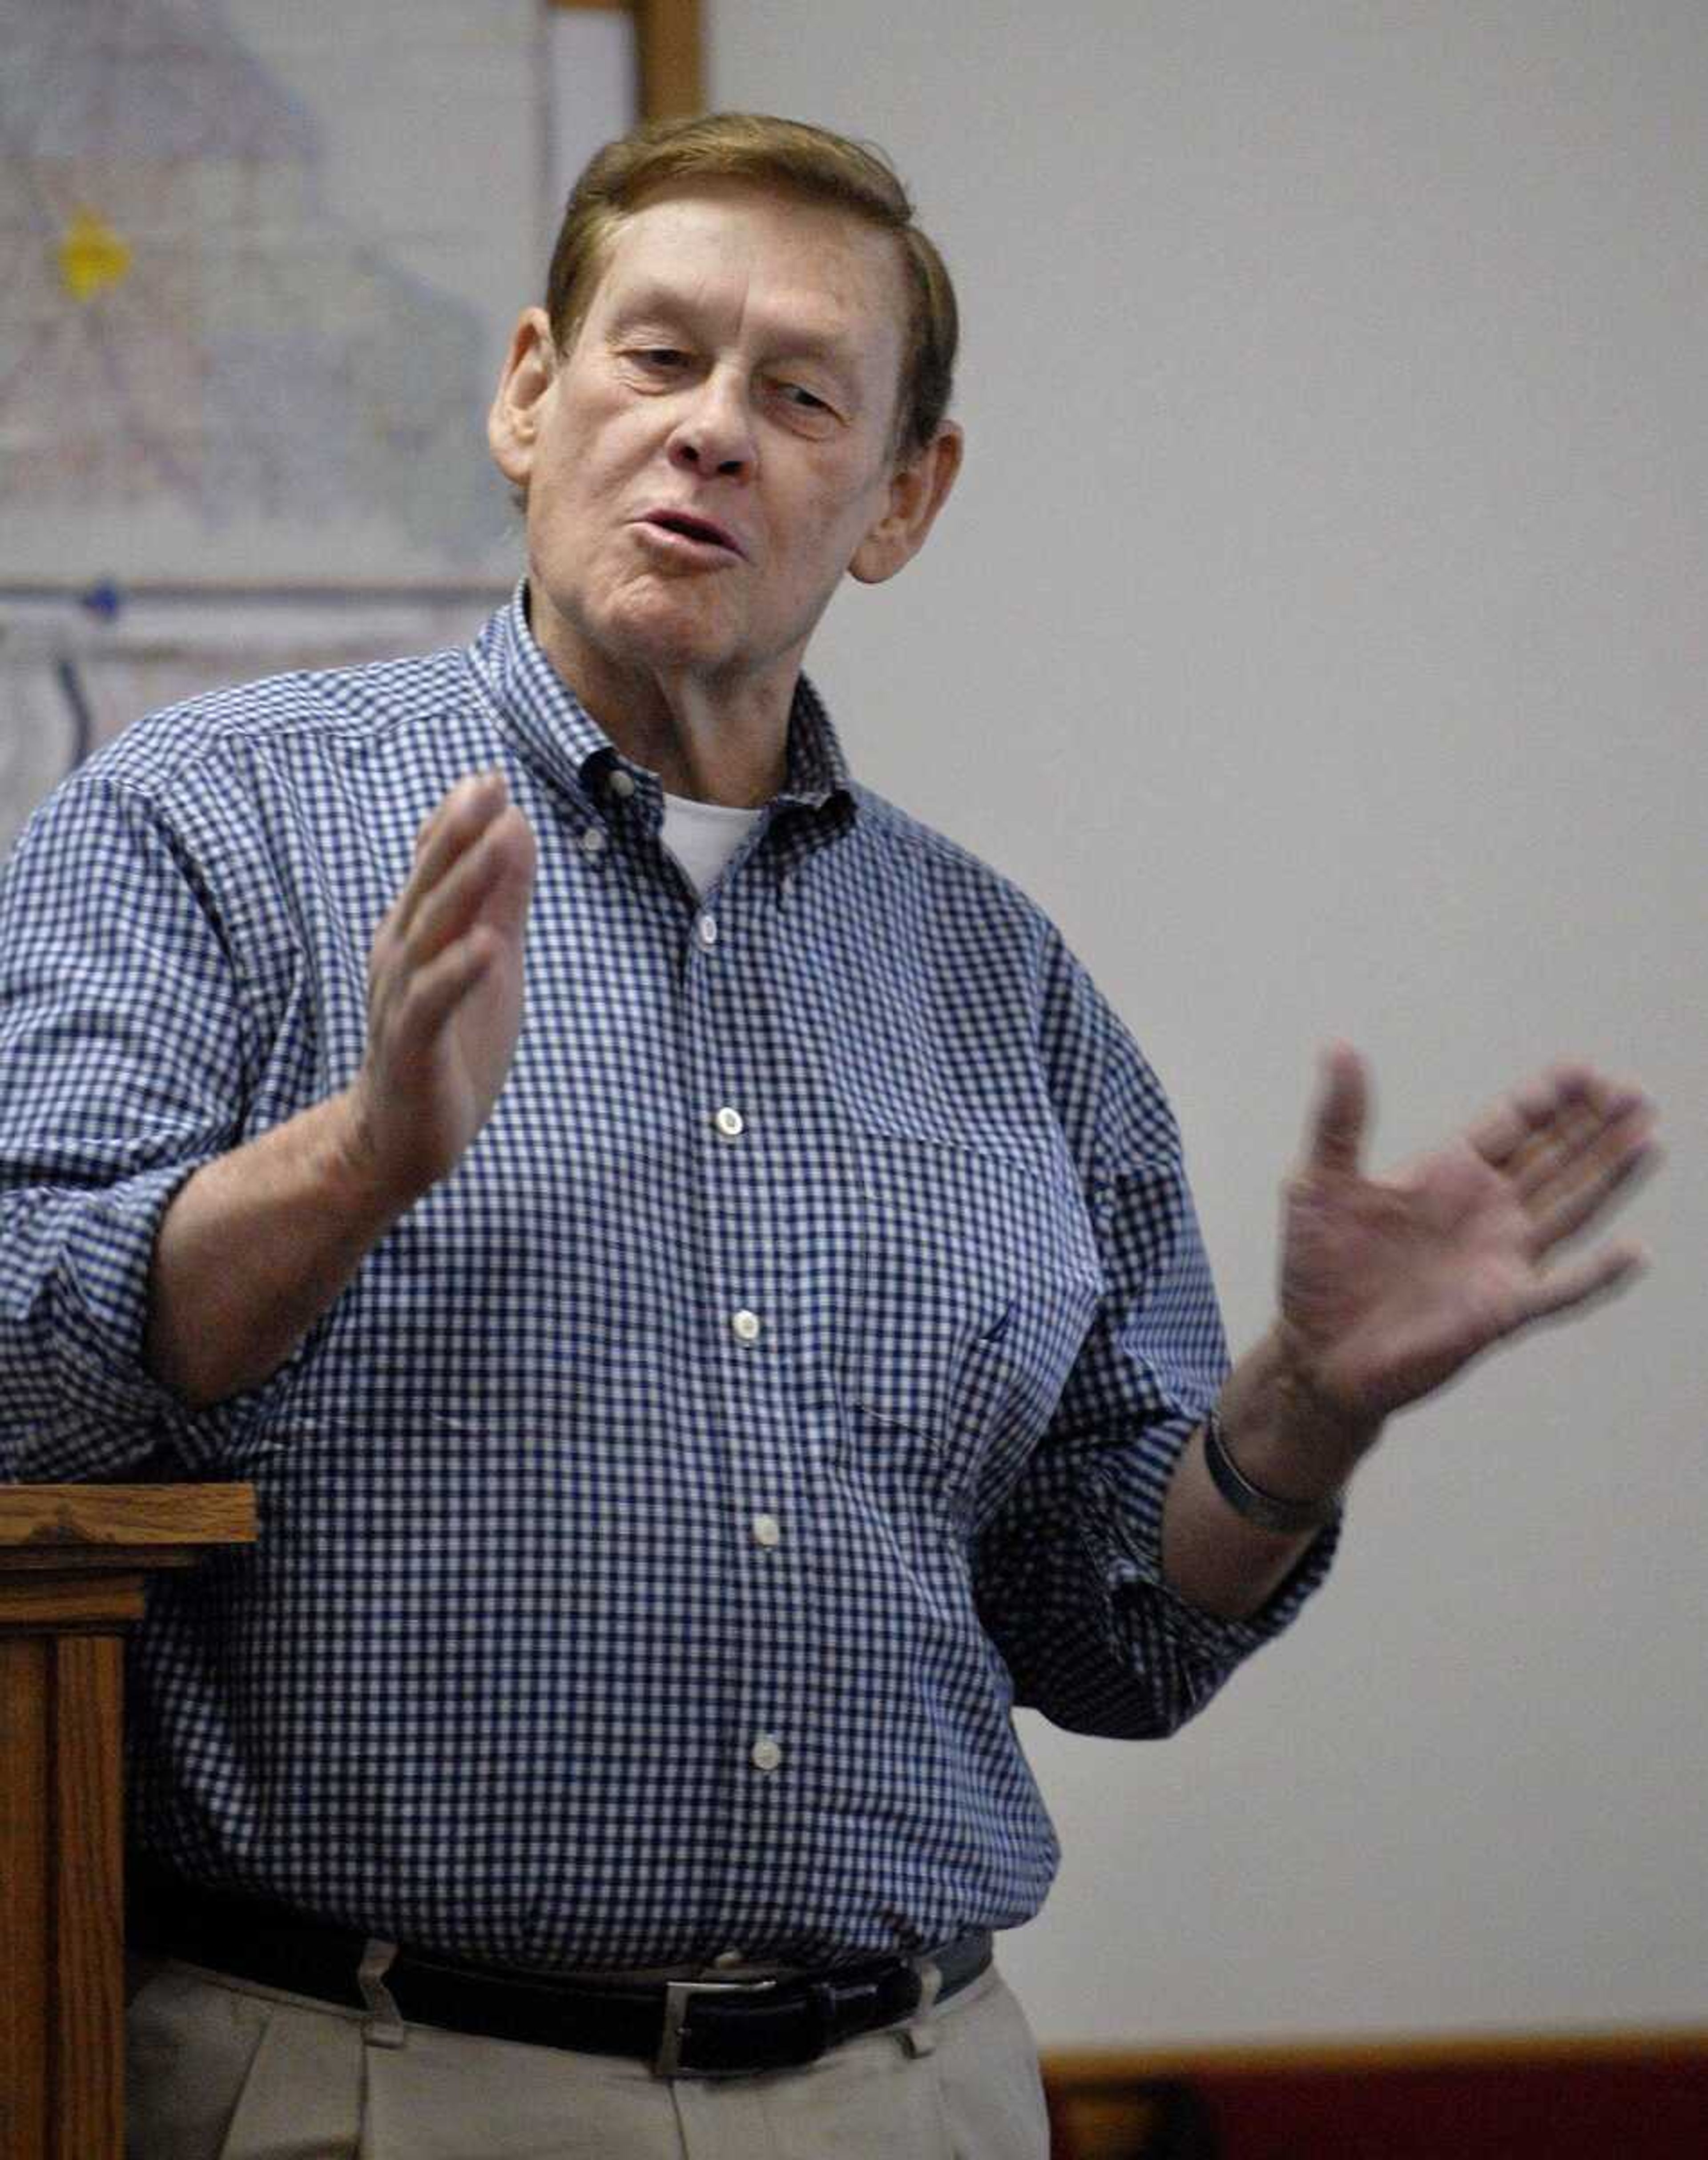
[
  {"left": 53, "top": 657, "right": 94, "bottom": 773},
  {"left": 0, "top": 582, "right": 512, "bottom": 613}
]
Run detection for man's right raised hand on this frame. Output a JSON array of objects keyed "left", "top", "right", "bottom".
[
  {"left": 141, "top": 770, "right": 536, "bottom": 1410},
  {"left": 344, "top": 770, "right": 538, "bottom": 1207}
]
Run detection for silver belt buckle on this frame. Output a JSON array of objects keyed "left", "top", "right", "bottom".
[{"left": 655, "top": 1975, "right": 778, "bottom": 2079}]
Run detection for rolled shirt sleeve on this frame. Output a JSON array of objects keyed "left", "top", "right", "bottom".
[
  {"left": 971, "top": 949, "right": 1337, "bottom": 1740},
  {"left": 0, "top": 773, "right": 256, "bottom": 1479}
]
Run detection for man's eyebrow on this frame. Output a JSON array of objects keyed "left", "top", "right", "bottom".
[
  {"left": 603, "top": 283, "right": 696, "bottom": 329},
  {"left": 604, "top": 284, "right": 860, "bottom": 367}
]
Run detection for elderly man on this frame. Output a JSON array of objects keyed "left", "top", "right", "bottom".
[{"left": 0, "top": 115, "right": 1653, "bottom": 2160}]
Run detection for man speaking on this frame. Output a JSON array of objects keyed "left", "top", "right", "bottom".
[{"left": 0, "top": 114, "right": 1655, "bottom": 2158}]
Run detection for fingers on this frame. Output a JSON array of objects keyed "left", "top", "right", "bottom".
[
  {"left": 1466, "top": 1063, "right": 1588, "bottom": 1167},
  {"left": 1468, "top": 1062, "right": 1650, "bottom": 1178},
  {"left": 387, "top": 922, "right": 502, "bottom": 1048},
  {"left": 1525, "top": 1107, "right": 1660, "bottom": 1253},
  {"left": 1463, "top": 1062, "right": 1658, "bottom": 1265},
  {"left": 1304, "top": 1040, "right": 1369, "bottom": 1176},
  {"left": 391, "top": 772, "right": 530, "bottom": 966},
  {"left": 1522, "top": 1236, "right": 1649, "bottom": 1326},
  {"left": 1508, "top": 1080, "right": 1652, "bottom": 1207},
  {"left": 352, "top": 773, "right": 534, "bottom": 1202},
  {"left": 396, "top": 772, "right": 510, "bottom": 944},
  {"left": 409, "top": 770, "right": 506, "bottom": 874}
]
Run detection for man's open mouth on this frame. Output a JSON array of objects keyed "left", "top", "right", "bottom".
[{"left": 640, "top": 510, "right": 745, "bottom": 557}]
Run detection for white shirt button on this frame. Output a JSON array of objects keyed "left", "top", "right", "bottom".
[
  {"left": 714, "top": 1106, "right": 745, "bottom": 1140},
  {"left": 750, "top": 1734, "right": 783, "bottom": 1773},
  {"left": 712, "top": 1947, "right": 745, "bottom": 1970},
  {"left": 608, "top": 769, "right": 636, "bottom": 799},
  {"left": 697, "top": 913, "right": 719, "bottom": 948},
  {"left": 579, "top": 825, "right": 607, "bottom": 857},
  {"left": 731, "top": 1309, "right": 761, "bottom": 1345},
  {"left": 751, "top": 1512, "right": 781, "bottom": 1549}
]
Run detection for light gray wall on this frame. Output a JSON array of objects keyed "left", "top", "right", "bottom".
[{"left": 709, "top": 2, "right": 1708, "bottom": 2044}]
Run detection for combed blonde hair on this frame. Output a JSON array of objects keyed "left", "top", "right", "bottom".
[{"left": 544, "top": 112, "right": 958, "bottom": 462}]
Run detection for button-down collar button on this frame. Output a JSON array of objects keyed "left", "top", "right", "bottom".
[
  {"left": 697, "top": 913, "right": 719, "bottom": 948},
  {"left": 579, "top": 825, "right": 607, "bottom": 857},
  {"left": 712, "top": 1948, "right": 745, "bottom": 1970},
  {"left": 731, "top": 1309, "right": 762, "bottom": 1345},
  {"left": 608, "top": 768, "right": 636, "bottom": 800},
  {"left": 751, "top": 1512, "right": 781, "bottom": 1549},
  {"left": 750, "top": 1734, "right": 783, "bottom": 1773},
  {"left": 714, "top": 1106, "right": 745, "bottom": 1140}
]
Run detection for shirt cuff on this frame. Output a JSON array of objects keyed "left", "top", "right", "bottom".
[
  {"left": 1086, "top": 1410, "right": 1341, "bottom": 1668},
  {"left": 17, "top": 1158, "right": 264, "bottom": 1479}
]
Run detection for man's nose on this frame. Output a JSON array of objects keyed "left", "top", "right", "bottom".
[{"left": 666, "top": 370, "right": 755, "bottom": 480}]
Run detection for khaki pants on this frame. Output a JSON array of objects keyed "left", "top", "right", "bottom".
[{"left": 126, "top": 1954, "right": 1050, "bottom": 2159}]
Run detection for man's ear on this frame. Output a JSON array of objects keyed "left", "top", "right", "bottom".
[
  {"left": 487, "top": 307, "right": 558, "bottom": 489},
  {"left": 848, "top": 421, "right": 964, "bottom": 586}
]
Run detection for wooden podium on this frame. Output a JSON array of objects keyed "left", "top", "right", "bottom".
[{"left": 0, "top": 1485, "right": 256, "bottom": 2160}]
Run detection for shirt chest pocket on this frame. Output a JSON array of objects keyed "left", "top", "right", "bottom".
[{"left": 839, "top": 1128, "right": 1106, "bottom": 1517}]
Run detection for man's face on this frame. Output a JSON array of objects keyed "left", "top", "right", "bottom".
[{"left": 489, "top": 180, "right": 952, "bottom": 715}]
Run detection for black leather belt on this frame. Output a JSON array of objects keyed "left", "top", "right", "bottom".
[{"left": 127, "top": 1864, "right": 992, "bottom": 2078}]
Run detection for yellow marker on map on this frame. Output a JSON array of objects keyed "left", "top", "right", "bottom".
[{"left": 59, "top": 209, "right": 132, "bottom": 302}]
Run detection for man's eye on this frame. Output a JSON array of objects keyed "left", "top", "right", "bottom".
[
  {"left": 637, "top": 349, "right": 687, "bottom": 370},
  {"left": 779, "top": 383, "right": 831, "bottom": 414}
]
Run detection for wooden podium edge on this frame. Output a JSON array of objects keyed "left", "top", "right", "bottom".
[
  {"left": 0, "top": 1483, "right": 258, "bottom": 1552},
  {"left": 0, "top": 1485, "right": 256, "bottom": 2160}
]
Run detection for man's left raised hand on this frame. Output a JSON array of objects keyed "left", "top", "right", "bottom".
[{"left": 1274, "top": 1044, "right": 1659, "bottom": 1455}]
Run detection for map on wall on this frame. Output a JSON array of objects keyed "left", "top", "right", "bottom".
[{"left": 0, "top": 0, "right": 545, "bottom": 584}]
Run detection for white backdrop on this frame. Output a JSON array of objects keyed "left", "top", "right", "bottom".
[{"left": 706, "top": 2, "right": 1707, "bottom": 2045}]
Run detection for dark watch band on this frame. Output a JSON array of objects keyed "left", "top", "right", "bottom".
[{"left": 1201, "top": 1408, "right": 1342, "bottom": 1536}]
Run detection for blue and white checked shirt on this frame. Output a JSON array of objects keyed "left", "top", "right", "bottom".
[{"left": 0, "top": 588, "right": 1331, "bottom": 1971}]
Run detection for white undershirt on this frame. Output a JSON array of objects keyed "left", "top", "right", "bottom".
[{"left": 661, "top": 791, "right": 764, "bottom": 898}]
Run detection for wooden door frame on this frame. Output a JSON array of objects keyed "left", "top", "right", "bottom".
[{"left": 548, "top": 0, "right": 703, "bottom": 122}]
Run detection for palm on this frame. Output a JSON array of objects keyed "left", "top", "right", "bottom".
[
  {"left": 416, "top": 926, "right": 526, "bottom": 1160},
  {"left": 1278, "top": 1047, "right": 1654, "bottom": 1428},
  {"left": 356, "top": 773, "right": 537, "bottom": 1202}
]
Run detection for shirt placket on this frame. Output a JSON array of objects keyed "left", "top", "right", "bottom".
[{"left": 677, "top": 855, "right": 810, "bottom": 1957}]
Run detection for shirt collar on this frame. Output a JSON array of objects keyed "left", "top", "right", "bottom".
[{"left": 468, "top": 580, "right": 855, "bottom": 818}]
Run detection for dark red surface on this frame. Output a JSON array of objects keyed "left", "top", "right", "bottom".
[
  {"left": 1048, "top": 2055, "right": 1708, "bottom": 2160},
  {"left": 1204, "top": 2060, "right": 1707, "bottom": 2160}
]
